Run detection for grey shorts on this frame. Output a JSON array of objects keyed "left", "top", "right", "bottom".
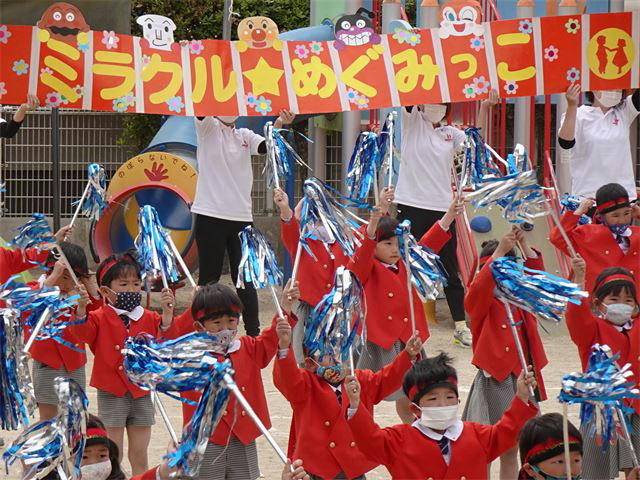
[
  {"left": 462, "top": 370, "right": 518, "bottom": 425},
  {"left": 97, "top": 390, "right": 155, "bottom": 428},
  {"left": 196, "top": 437, "right": 259, "bottom": 480},
  {"left": 32, "top": 360, "right": 86, "bottom": 406}
]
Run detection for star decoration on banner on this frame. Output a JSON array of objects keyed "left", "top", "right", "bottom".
[{"left": 243, "top": 57, "right": 284, "bottom": 96}]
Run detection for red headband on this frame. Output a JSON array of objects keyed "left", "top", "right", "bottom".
[
  {"left": 86, "top": 427, "right": 108, "bottom": 440},
  {"left": 408, "top": 376, "right": 458, "bottom": 401},
  {"left": 594, "top": 273, "right": 635, "bottom": 293},
  {"left": 596, "top": 197, "right": 629, "bottom": 214},
  {"left": 97, "top": 254, "right": 138, "bottom": 285},
  {"left": 524, "top": 437, "right": 581, "bottom": 463}
]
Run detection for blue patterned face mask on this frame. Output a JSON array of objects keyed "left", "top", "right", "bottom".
[
  {"left": 531, "top": 465, "right": 581, "bottom": 480},
  {"left": 600, "top": 216, "right": 630, "bottom": 236}
]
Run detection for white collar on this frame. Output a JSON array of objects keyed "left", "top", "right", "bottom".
[
  {"left": 109, "top": 304, "right": 145, "bottom": 322},
  {"left": 412, "top": 419, "right": 464, "bottom": 442},
  {"left": 225, "top": 339, "right": 241, "bottom": 354},
  {"left": 613, "top": 320, "right": 634, "bottom": 332},
  {"left": 325, "top": 382, "right": 342, "bottom": 394}
]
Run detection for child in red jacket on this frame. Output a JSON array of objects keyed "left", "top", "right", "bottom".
[
  {"left": 28, "top": 242, "right": 102, "bottom": 421},
  {"left": 349, "top": 187, "right": 462, "bottom": 423},
  {"left": 274, "top": 187, "right": 350, "bottom": 364},
  {"left": 569, "top": 255, "right": 640, "bottom": 479},
  {"left": 70, "top": 252, "right": 176, "bottom": 476},
  {"left": 170, "top": 281, "right": 299, "bottom": 480},
  {"left": 274, "top": 308, "right": 422, "bottom": 480},
  {"left": 462, "top": 227, "right": 548, "bottom": 479},
  {"left": 550, "top": 182, "right": 640, "bottom": 291},
  {"left": 345, "top": 352, "right": 538, "bottom": 480}
]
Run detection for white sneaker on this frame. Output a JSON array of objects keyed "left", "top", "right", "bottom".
[{"left": 453, "top": 324, "right": 472, "bottom": 348}]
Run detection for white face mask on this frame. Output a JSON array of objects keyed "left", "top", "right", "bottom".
[
  {"left": 419, "top": 404, "right": 459, "bottom": 430},
  {"left": 208, "top": 328, "right": 238, "bottom": 353},
  {"left": 81, "top": 460, "right": 112, "bottom": 480},
  {"left": 217, "top": 116, "right": 239, "bottom": 124},
  {"left": 604, "top": 303, "right": 634, "bottom": 326},
  {"left": 422, "top": 104, "right": 447, "bottom": 124},
  {"left": 596, "top": 90, "right": 622, "bottom": 108}
]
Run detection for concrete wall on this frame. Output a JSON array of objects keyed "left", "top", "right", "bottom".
[{"left": 0, "top": 215, "right": 285, "bottom": 276}]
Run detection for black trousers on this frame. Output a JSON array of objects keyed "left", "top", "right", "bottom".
[
  {"left": 194, "top": 214, "right": 260, "bottom": 336},
  {"left": 397, "top": 203, "right": 466, "bottom": 322}
]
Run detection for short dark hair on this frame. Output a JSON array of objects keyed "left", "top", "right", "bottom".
[
  {"left": 519, "top": 413, "right": 582, "bottom": 478},
  {"left": 593, "top": 266, "right": 638, "bottom": 304},
  {"left": 595, "top": 182, "right": 629, "bottom": 215},
  {"left": 86, "top": 414, "right": 126, "bottom": 480},
  {"left": 96, "top": 250, "right": 141, "bottom": 287},
  {"left": 402, "top": 352, "right": 458, "bottom": 403},
  {"left": 479, "top": 239, "right": 516, "bottom": 259},
  {"left": 46, "top": 242, "right": 89, "bottom": 278},
  {"left": 191, "top": 283, "right": 244, "bottom": 321},
  {"left": 376, "top": 216, "right": 400, "bottom": 242}
]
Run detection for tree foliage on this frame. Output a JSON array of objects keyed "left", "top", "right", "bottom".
[{"left": 120, "top": 0, "right": 309, "bottom": 151}]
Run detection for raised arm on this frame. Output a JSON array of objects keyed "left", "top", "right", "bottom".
[
  {"left": 565, "top": 255, "right": 598, "bottom": 349},
  {"left": 549, "top": 199, "right": 592, "bottom": 255},
  {"left": 558, "top": 84, "right": 581, "bottom": 148},
  {"left": 476, "top": 89, "right": 499, "bottom": 136}
]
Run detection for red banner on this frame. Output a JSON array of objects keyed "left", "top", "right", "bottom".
[{"left": 1, "top": 11, "right": 638, "bottom": 115}]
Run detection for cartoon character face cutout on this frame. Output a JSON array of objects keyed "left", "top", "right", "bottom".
[
  {"left": 333, "top": 8, "right": 381, "bottom": 50},
  {"left": 37, "top": 2, "right": 90, "bottom": 43},
  {"left": 236, "top": 16, "right": 281, "bottom": 51},
  {"left": 136, "top": 14, "right": 176, "bottom": 51},
  {"left": 438, "top": 0, "right": 484, "bottom": 39}
]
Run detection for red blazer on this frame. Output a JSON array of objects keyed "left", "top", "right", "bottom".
[
  {"left": 0, "top": 247, "right": 49, "bottom": 284},
  {"left": 175, "top": 312, "right": 294, "bottom": 446},
  {"left": 550, "top": 211, "right": 640, "bottom": 291},
  {"left": 348, "top": 396, "right": 538, "bottom": 479},
  {"left": 281, "top": 217, "right": 350, "bottom": 306},
  {"left": 347, "top": 222, "right": 451, "bottom": 349},
  {"left": 465, "top": 254, "right": 548, "bottom": 400},
  {"left": 567, "top": 300, "right": 640, "bottom": 414},
  {"left": 26, "top": 284, "right": 103, "bottom": 371},
  {"left": 129, "top": 467, "right": 157, "bottom": 480},
  {"left": 274, "top": 347, "right": 413, "bottom": 479},
  {"left": 68, "top": 305, "right": 180, "bottom": 398}
]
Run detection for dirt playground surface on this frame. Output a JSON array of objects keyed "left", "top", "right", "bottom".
[{"left": 2, "top": 276, "right": 620, "bottom": 479}]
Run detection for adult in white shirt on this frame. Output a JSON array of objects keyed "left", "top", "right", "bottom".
[
  {"left": 193, "top": 111, "right": 294, "bottom": 336},
  {"left": 558, "top": 85, "right": 640, "bottom": 203},
  {"left": 1, "top": 94, "right": 39, "bottom": 138},
  {"left": 395, "top": 91, "right": 496, "bottom": 348}
]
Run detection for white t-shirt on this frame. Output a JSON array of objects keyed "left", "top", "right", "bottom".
[
  {"left": 560, "top": 96, "right": 639, "bottom": 200},
  {"left": 192, "top": 117, "right": 264, "bottom": 222},
  {"left": 395, "top": 107, "right": 466, "bottom": 212}
]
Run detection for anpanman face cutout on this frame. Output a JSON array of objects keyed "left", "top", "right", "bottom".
[
  {"left": 37, "top": 2, "right": 90, "bottom": 42},
  {"left": 237, "top": 16, "right": 279, "bottom": 49},
  {"left": 438, "top": 0, "right": 484, "bottom": 39}
]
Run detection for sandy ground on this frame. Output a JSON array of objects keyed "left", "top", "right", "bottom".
[{"left": 2, "top": 276, "right": 614, "bottom": 479}]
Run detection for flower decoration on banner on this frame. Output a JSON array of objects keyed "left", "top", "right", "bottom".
[
  {"left": 393, "top": 28, "right": 421, "bottom": 46},
  {"left": 77, "top": 39, "right": 89, "bottom": 53},
  {"left": 73, "top": 85, "right": 84, "bottom": 98},
  {"left": 141, "top": 54, "right": 151, "bottom": 67},
  {"left": 566, "top": 67, "right": 580, "bottom": 82},
  {"left": 245, "top": 92, "right": 257, "bottom": 106},
  {"left": 40, "top": 67, "right": 53, "bottom": 76},
  {"left": 112, "top": 92, "right": 134, "bottom": 113},
  {"left": 0, "top": 83, "right": 6, "bottom": 99},
  {"left": 347, "top": 89, "right": 360, "bottom": 105},
  {"left": 294, "top": 44, "right": 310, "bottom": 59},
  {"left": 60, "top": 95, "right": 70, "bottom": 106},
  {"left": 473, "top": 76, "right": 490, "bottom": 95},
  {"left": 463, "top": 83, "right": 477, "bottom": 99},
  {"left": 253, "top": 96, "right": 272, "bottom": 115},
  {"left": 470, "top": 35, "right": 484, "bottom": 51},
  {"left": 504, "top": 80, "right": 518, "bottom": 95},
  {"left": 166, "top": 96, "right": 184, "bottom": 113},
  {"left": 101, "top": 30, "right": 119, "bottom": 50},
  {"left": 188, "top": 40, "right": 204, "bottom": 55},
  {"left": 0, "top": 25, "right": 11, "bottom": 44},
  {"left": 309, "top": 41, "right": 324, "bottom": 55},
  {"left": 12, "top": 60, "right": 28, "bottom": 76},
  {"left": 355, "top": 96, "right": 369, "bottom": 109},
  {"left": 518, "top": 19, "right": 533, "bottom": 35},
  {"left": 45, "top": 92, "right": 62, "bottom": 108},
  {"left": 565, "top": 18, "right": 580, "bottom": 34},
  {"left": 544, "top": 45, "right": 559, "bottom": 62}
]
